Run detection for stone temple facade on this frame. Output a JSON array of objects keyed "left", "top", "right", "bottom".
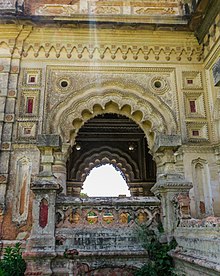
[{"left": 0, "top": 0, "right": 220, "bottom": 275}]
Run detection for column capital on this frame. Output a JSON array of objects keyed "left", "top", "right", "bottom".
[
  {"left": 152, "top": 134, "right": 182, "bottom": 154},
  {"left": 36, "top": 134, "right": 62, "bottom": 177},
  {"left": 151, "top": 178, "right": 192, "bottom": 195},
  {"left": 37, "top": 134, "right": 61, "bottom": 150}
]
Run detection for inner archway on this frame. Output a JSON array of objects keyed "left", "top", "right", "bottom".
[
  {"left": 66, "top": 113, "right": 156, "bottom": 196},
  {"left": 82, "top": 164, "right": 130, "bottom": 197}
]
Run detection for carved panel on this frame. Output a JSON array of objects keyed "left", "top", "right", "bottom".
[
  {"left": 19, "top": 90, "right": 40, "bottom": 118},
  {"left": 17, "top": 121, "right": 38, "bottom": 141},
  {"left": 182, "top": 71, "right": 203, "bottom": 90},
  {"left": 191, "top": 158, "right": 214, "bottom": 218},
  {"left": 48, "top": 67, "right": 175, "bottom": 110},
  {"left": 89, "top": 4, "right": 121, "bottom": 15},
  {"left": 21, "top": 68, "right": 42, "bottom": 87},
  {"left": 32, "top": 0, "right": 181, "bottom": 17},
  {"left": 186, "top": 122, "right": 209, "bottom": 141},
  {"left": 56, "top": 205, "right": 158, "bottom": 228},
  {"left": 36, "top": 4, "right": 79, "bottom": 16},
  {"left": 133, "top": 6, "right": 177, "bottom": 15},
  {"left": 45, "top": 66, "right": 178, "bottom": 143},
  {"left": 12, "top": 156, "right": 32, "bottom": 223},
  {"left": 184, "top": 92, "right": 206, "bottom": 118}
]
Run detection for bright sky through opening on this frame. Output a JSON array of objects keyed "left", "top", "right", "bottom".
[{"left": 83, "top": 164, "right": 130, "bottom": 197}]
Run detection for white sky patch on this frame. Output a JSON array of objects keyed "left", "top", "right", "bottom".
[{"left": 82, "top": 164, "right": 130, "bottom": 197}]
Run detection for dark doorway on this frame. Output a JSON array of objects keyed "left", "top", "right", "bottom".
[{"left": 66, "top": 114, "right": 156, "bottom": 196}]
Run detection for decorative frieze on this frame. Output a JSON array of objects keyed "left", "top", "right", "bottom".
[
  {"left": 33, "top": 1, "right": 182, "bottom": 18},
  {"left": 56, "top": 203, "right": 159, "bottom": 229},
  {"left": 21, "top": 42, "right": 202, "bottom": 63}
]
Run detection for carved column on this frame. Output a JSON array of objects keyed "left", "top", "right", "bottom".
[
  {"left": 23, "top": 135, "right": 62, "bottom": 276},
  {"left": 53, "top": 143, "right": 71, "bottom": 195},
  {"left": 151, "top": 135, "right": 192, "bottom": 237}
]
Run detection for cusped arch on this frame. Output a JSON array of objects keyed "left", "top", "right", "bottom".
[
  {"left": 71, "top": 148, "right": 138, "bottom": 183},
  {"left": 47, "top": 82, "right": 178, "bottom": 149}
]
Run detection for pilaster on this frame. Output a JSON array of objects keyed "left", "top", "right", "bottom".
[
  {"left": 0, "top": 25, "right": 32, "bottom": 216},
  {"left": 151, "top": 135, "right": 192, "bottom": 236},
  {"left": 23, "top": 135, "right": 62, "bottom": 276},
  {"left": 53, "top": 143, "right": 71, "bottom": 195}
]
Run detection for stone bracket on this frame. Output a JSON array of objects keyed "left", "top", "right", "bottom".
[
  {"left": 37, "top": 134, "right": 61, "bottom": 149},
  {"left": 153, "top": 134, "right": 182, "bottom": 153}
]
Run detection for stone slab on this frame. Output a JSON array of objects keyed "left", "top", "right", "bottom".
[
  {"left": 37, "top": 134, "right": 61, "bottom": 148},
  {"left": 153, "top": 134, "right": 182, "bottom": 152}
]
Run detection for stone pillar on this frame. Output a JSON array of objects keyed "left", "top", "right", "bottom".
[
  {"left": 23, "top": 135, "right": 62, "bottom": 276},
  {"left": 151, "top": 135, "right": 192, "bottom": 237},
  {"left": 53, "top": 143, "right": 71, "bottom": 195}
]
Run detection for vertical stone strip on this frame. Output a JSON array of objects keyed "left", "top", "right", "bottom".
[
  {"left": 23, "top": 134, "right": 62, "bottom": 276},
  {"left": 151, "top": 134, "right": 192, "bottom": 237},
  {"left": 53, "top": 143, "right": 71, "bottom": 195},
  {"left": 39, "top": 198, "right": 49, "bottom": 228},
  {"left": 0, "top": 25, "right": 32, "bottom": 224}
]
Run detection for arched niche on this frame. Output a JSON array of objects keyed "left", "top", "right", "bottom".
[
  {"left": 191, "top": 158, "right": 214, "bottom": 218},
  {"left": 12, "top": 156, "right": 32, "bottom": 223}
]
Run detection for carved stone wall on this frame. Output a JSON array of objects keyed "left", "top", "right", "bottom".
[
  {"left": 0, "top": 22, "right": 217, "bottom": 236},
  {"left": 0, "top": 3, "right": 220, "bottom": 275}
]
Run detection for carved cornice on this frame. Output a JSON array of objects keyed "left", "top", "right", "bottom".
[
  {"left": 21, "top": 43, "right": 202, "bottom": 63},
  {"left": 151, "top": 179, "right": 192, "bottom": 194},
  {"left": 12, "top": 144, "right": 38, "bottom": 149},
  {"left": 178, "top": 216, "right": 220, "bottom": 228},
  {"left": 0, "top": 25, "right": 202, "bottom": 63},
  {"left": 180, "top": 144, "right": 214, "bottom": 153}
]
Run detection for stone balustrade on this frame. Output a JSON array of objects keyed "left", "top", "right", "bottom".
[
  {"left": 55, "top": 196, "right": 160, "bottom": 230},
  {"left": 55, "top": 196, "right": 160, "bottom": 250},
  {"left": 52, "top": 196, "right": 160, "bottom": 274}
]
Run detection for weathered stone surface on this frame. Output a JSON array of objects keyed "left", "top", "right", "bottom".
[
  {"left": 153, "top": 134, "right": 182, "bottom": 153},
  {"left": 172, "top": 217, "right": 220, "bottom": 275},
  {"left": 37, "top": 134, "right": 61, "bottom": 148},
  {"left": 0, "top": 2, "right": 220, "bottom": 276}
]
